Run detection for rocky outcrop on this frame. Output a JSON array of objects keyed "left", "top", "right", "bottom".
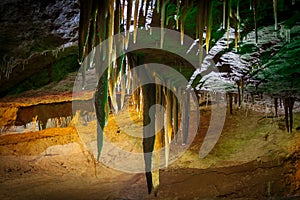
[{"left": 0, "top": 0, "right": 79, "bottom": 95}]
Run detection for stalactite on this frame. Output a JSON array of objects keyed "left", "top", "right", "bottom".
[
  {"left": 176, "top": 0, "right": 180, "bottom": 30},
  {"left": 273, "top": 0, "right": 277, "bottom": 30},
  {"left": 182, "top": 89, "right": 190, "bottom": 145},
  {"left": 172, "top": 91, "right": 178, "bottom": 144},
  {"left": 120, "top": 60, "right": 126, "bottom": 110},
  {"left": 226, "top": 0, "right": 231, "bottom": 48},
  {"left": 107, "top": 1, "right": 119, "bottom": 113},
  {"left": 223, "top": 0, "right": 226, "bottom": 29},
  {"left": 142, "top": 84, "right": 156, "bottom": 195},
  {"left": 153, "top": 78, "right": 163, "bottom": 197},
  {"left": 78, "top": 0, "right": 96, "bottom": 89},
  {"left": 253, "top": 0, "right": 258, "bottom": 44},
  {"left": 95, "top": 67, "right": 109, "bottom": 160},
  {"left": 160, "top": 0, "right": 169, "bottom": 48},
  {"left": 197, "top": 0, "right": 205, "bottom": 66},
  {"left": 126, "top": 0, "right": 133, "bottom": 49},
  {"left": 115, "top": 0, "right": 121, "bottom": 34},
  {"left": 121, "top": 0, "right": 126, "bottom": 24},
  {"left": 164, "top": 83, "right": 173, "bottom": 167},
  {"left": 180, "top": 5, "right": 188, "bottom": 45},
  {"left": 126, "top": 58, "right": 132, "bottom": 94},
  {"left": 156, "top": 0, "right": 160, "bottom": 13},
  {"left": 205, "top": 0, "right": 212, "bottom": 53},
  {"left": 107, "top": 0, "right": 115, "bottom": 66},
  {"left": 143, "top": 0, "right": 148, "bottom": 16},
  {"left": 95, "top": 3, "right": 106, "bottom": 76},
  {"left": 133, "top": 0, "right": 140, "bottom": 44},
  {"left": 236, "top": 0, "right": 240, "bottom": 50}
]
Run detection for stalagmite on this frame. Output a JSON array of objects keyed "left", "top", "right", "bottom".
[
  {"left": 133, "top": 0, "right": 140, "bottom": 44},
  {"left": 273, "top": 0, "right": 277, "bottom": 30}
]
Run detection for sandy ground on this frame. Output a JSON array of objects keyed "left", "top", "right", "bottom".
[{"left": 0, "top": 94, "right": 300, "bottom": 199}]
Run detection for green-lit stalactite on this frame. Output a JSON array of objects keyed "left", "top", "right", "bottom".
[
  {"left": 273, "top": 0, "right": 278, "bottom": 30},
  {"left": 223, "top": 0, "right": 226, "bottom": 29},
  {"left": 156, "top": 0, "right": 161, "bottom": 13},
  {"left": 95, "top": 68, "right": 108, "bottom": 160}
]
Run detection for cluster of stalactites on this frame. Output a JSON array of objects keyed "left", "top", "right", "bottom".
[{"left": 79, "top": 0, "right": 219, "bottom": 67}]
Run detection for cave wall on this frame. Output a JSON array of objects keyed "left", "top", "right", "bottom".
[{"left": 0, "top": 0, "right": 80, "bottom": 96}]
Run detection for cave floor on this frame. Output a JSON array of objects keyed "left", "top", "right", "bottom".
[{"left": 0, "top": 93, "right": 300, "bottom": 199}]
